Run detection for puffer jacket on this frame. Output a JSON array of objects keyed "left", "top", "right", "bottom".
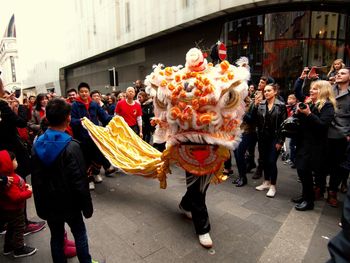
[
  {"left": 70, "top": 96, "right": 112, "bottom": 142},
  {"left": 0, "top": 150, "right": 32, "bottom": 210},
  {"left": 328, "top": 85, "right": 350, "bottom": 139},
  {"left": 31, "top": 129, "right": 93, "bottom": 220}
]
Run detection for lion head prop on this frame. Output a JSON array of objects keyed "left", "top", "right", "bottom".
[{"left": 145, "top": 48, "right": 250, "bottom": 187}]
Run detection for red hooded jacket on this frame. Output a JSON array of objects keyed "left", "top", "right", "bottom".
[{"left": 0, "top": 150, "right": 32, "bottom": 210}]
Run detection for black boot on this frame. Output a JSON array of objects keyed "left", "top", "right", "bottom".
[
  {"left": 295, "top": 201, "right": 314, "bottom": 211},
  {"left": 246, "top": 161, "right": 256, "bottom": 173},
  {"left": 252, "top": 166, "right": 263, "bottom": 179},
  {"left": 236, "top": 177, "right": 247, "bottom": 187},
  {"left": 291, "top": 195, "right": 303, "bottom": 203}
]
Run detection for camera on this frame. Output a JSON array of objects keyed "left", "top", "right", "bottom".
[{"left": 299, "top": 102, "right": 307, "bottom": 110}]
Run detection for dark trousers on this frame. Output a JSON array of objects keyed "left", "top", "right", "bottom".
[
  {"left": 153, "top": 142, "right": 166, "bottom": 152},
  {"left": 328, "top": 181, "right": 350, "bottom": 262},
  {"left": 129, "top": 125, "right": 140, "bottom": 135},
  {"left": 259, "top": 137, "right": 280, "bottom": 185},
  {"left": 289, "top": 138, "right": 296, "bottom": 163},
  {"left": 224, "top": 152, "right": 232, "bottom": 171},
  {"left": 234, "top": 133, "right": 256, "bottom": 179},
  {"left": 328, "top": 138, "right": 348, "bottom": 192},
  {"left": 143, "top": 126, "right": 152, "bottom": 144},
  {"left": 47, "top": 213, "right": 91, "bottom": 263},
  {"left": 81, "top": 139, "right": 106, "bottom": 176},
  {"left": 297, "top": 169, "right": 314, "bottom": 202},
  {"left": 246, "top": 131, "right": 258, "bottom": 165},
  {"left": 180, "top": 172, "right": 211, "bottom": 235},
  {"left": 0, "top": 208, "right": 25, "bottom": 251}
]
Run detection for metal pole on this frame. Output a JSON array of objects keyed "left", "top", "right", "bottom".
[{"left": 113, "top": 67, "right": 116, "bottom": 88}]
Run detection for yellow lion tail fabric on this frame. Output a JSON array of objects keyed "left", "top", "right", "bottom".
[{"left": 81, "top": 116, "right": 163, "bottom": 179}]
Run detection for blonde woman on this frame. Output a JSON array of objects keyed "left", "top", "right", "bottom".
[
  {"left": 327, "top": 58, "right": 345, "bottom": 83},
  {"left": 293, "top": 80, "right": 336, "bottom": 211}
]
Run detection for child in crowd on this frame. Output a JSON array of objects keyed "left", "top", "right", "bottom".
[
  {"left": 284, "top": 94, "right": 298, "bottom": 168},
  {"left": 0, "top": 150, "right": 37, "bottom": 258},
  {"left": 31, "top": 98, "right": 102, "bottom": 263}
]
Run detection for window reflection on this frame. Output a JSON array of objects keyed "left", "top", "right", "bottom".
[
  {"left": 264, "top": 12, "right": 310, "bottom": 40},
  {"left": 311, "top": 12, "right": 340, "bottom": 39},
  {"left": 221, "top": 10, "right": 348, "bottom": 91},
  {"left": 224, "top": 15, "right": 264, "bottom": 74}
]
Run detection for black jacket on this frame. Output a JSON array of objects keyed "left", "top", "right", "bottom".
[
  {"left": 252, "top": 98, "right": 287, "bottom": 144},
  {"left": 328, "top": 85, "right": 350, "bottom": 139},
  {"left": 141, "top": 99, "right": 155, "bottom": 133},
  {"left": 328, "top": 184, "right": 350, "bottom": 262},
  {"left": 0, "top": 99, "right": 31, "bottom": 177},
  {"left": 31, "top": 140, "right": 93, "bottom": 220},
  {"left": 295, "top": 102, "right": 335, "bottom": 172}
]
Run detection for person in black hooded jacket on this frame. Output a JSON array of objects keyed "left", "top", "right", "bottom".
[
  {"left": 31, "top": 99, "right": 96, "bottom": 263},
  {"left": 252, "top": 84, "right": 287, "bottom": 198}
]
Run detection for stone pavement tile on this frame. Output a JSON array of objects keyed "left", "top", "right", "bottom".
[
  {"left": 258, "top": 236, "right": 307, "bottom": 263},
  {"left": 213, "top": 200, "right": 253, "bottom": 220},
  {"left": 209, "top": 218, "right": 230, "bottom": 237},
  {"left": 210, "top": 233, "right": 265, "bottom": 263},
  {"left": 98, "top": 211, "right": 139, "bottom": 235},
  {"left": 303, "top": 222, "right": 335, "bottom": 263},
  {"left": 144, "top": 247, "right": 184, "bottom": 263},
  {"left": 250, "top": 229, "right": 276, "bottom": 247},
  {"left": 245, "top": 213, "right": 282, "bottom": 234},
  {"left": 86, "top": 222, "right": 143, "bottom": 262},
  {"left": 118, "top": 228, "right": 164, "bottom": 258},
  {"left": 129, "top": 208, "right": 193, "bottom": 235},
  {"left": 218, "top": 212, "right": 247, "bottom": 229},
  {"left": 303, "top": 205, "right": 342, "bottom": 263},
  {"left": 258, "top": 204, "right": 323, "bottom": 263},
  {"left": 207, "top": 188, "right": 247, "bottom": 206},
  {"left": 154, "top": 227, "right": 198, "bottom": 257},
  {"left": 242, "top": 197, "right": 281, "bottom": 218}
]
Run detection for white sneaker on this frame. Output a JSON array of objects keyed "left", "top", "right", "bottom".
[
  {"left": 198, "top": 233, "right": 213, "bottom": 248},
  {"left": 94, "top": 174, "right": 103, "bottom": 183},
  {"left": 89, "top": 181, "right": 95, "bottom": 190},
  {"left": 255, "top": 181, "right": 271, "bottom": 191},
  {"left": 179, "top": 204, "right": 192, "bottom": 219},
  {"left": 266, "top": 185, "right": 276, "bottom": 198}
]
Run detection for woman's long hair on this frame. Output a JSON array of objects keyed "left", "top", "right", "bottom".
[
  {"left": 312, "top": 80, "right": 336, "bottom": 111},
  {"left": 327, "top": 58, "right": 345, "bottom": 77},
  {"left": 34, "top": 93, "right": 48, "bottom": 111}
]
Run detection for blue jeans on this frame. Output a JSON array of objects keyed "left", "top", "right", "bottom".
[
  {"left": 47, "top": 213, "right": 91, "bottom": 263},
  {"left": 289, "top": 138, "right": 296, "bottom": 163},
  {"left": 234, "top": 133, "right": 257, "bottom": 178}
]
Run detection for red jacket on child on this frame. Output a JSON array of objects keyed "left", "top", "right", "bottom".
[{"left": 0, "top": 150, "right": 32, "bottom": 210}]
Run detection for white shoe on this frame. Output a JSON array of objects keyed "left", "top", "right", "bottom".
[
  {"left": 179, "top": 204, "right": 192, "bottom": 219},
  {"left": 266, "top": 185, "right": 276, "bottom": 198},
  {"left": 89, "top": 181, "right": 95, "bottom": 190},
  {"left": 255, "top": 181, "right": 271, "bottom": 191},
  {"left": 94, "top": 174, "right": 103, "bottom": 183},
  {"left": 198, "top": 233, "right": 213, "bottom": 248}
]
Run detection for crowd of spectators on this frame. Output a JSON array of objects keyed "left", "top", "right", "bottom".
[{"left": 0, "top": 59, "right": 350, "bottom": 261}]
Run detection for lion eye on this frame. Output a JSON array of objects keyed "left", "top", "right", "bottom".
[{"left": 224, "top": 89, "right": 239, "bottom": 109}]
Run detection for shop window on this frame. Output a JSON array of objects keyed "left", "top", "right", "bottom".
[
  {"left": 264, "top": 11, "right": 310, "bottom": 40},
  {"left": 311, "top": 12, "right": 339, "bottom": 39}
]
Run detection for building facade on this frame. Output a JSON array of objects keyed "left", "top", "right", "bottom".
[
  {"left": 55, "top": 1, "right": 348, "bottom": 96},
  {"left": 0, "top": 15, "right": 21, "bottom": 93}
]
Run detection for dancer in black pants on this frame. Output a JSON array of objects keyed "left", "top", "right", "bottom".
[{"left": 179, "top": 172, "right": 212, "bottom": 248}]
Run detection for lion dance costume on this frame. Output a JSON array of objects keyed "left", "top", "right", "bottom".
[{"left": 82, "top": 47, "right": 250, "bottom": 188}]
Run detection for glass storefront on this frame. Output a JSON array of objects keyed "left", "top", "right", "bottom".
[{"left": 221, "top": 10, "right": 350, "bottom": 94}]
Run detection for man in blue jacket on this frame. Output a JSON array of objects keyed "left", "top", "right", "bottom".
[{"left": 70, "top": 82, "right": 112, "bottom": 190}]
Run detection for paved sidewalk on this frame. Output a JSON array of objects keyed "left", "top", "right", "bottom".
[{"left": 0, "top": 161, "right": 344, "bottom": 262}]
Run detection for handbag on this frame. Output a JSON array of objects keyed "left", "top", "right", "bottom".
[{"left": 279, "top": 115, "right": 300, "bottom": 138}]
